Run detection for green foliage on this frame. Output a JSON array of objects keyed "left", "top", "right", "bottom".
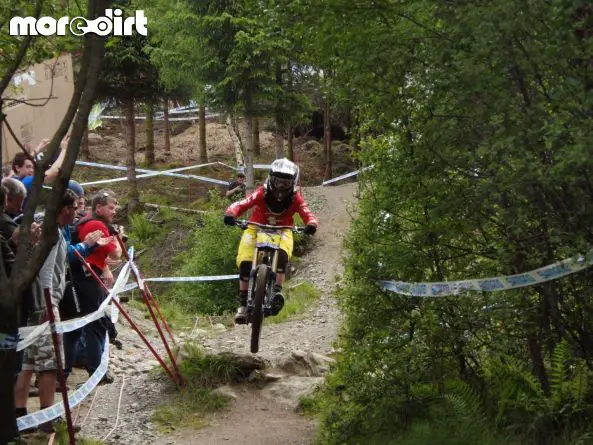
[
  {"left": 152, "top": 344, "right": 236, "bottom": 432},
  {"left": 164, "top": 191, "right": 239, "bottom": 314},
  {"left": 281, "top": 0, "right": 593, "bottom": 443},
  {"left": 128, "top": 213, "right": 163, "bottom": 247},
  {"left": 97, "top": 1, "right": 162, "bottom": 102},
  {"left": 266, "top": 280, "right": 320, "bottom": 324}
]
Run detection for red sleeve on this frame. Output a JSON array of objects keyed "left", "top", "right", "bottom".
[
  {"left": 78, "top": 220, "right": 116, "bottom": 255},
  {"left": 225, "top": 186, "right": 264, "bottom": 218},
  {"left": 294, "top": 193, "right": 318, "bottom": 227}
]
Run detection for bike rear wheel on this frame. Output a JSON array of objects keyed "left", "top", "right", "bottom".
[{"left": 250, "top": 264, "right": 268, "bottom": 353}]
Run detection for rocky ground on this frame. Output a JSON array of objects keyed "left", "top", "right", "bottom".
[{"left": 34, "top": 181, "right": 358, "bottom": 445}]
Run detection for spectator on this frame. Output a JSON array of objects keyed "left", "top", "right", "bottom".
[
  {"left": 2, "top": 164, "right": 14, "bottom": 179},
  {"left": 14, "top": 189, "right": 82, "bottom": 434},
  {"left": 12, "top": 136, "right": 69, "bottom": 194},
  {"left": 225, "top": 172, "right": 246, "bottom": 200},
  {"left": 66, "top": 190, "right": 122, "bottom": 385},
  {"left": 1, "top": 177, "right": 26, "bottom": 221},
  {"left": 10, "top": 153, "right": 34, "bottom": 180}
]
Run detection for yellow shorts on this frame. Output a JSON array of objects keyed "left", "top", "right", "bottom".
[{"left": 236, "top": 225, "right": 294, "bottom": 267}]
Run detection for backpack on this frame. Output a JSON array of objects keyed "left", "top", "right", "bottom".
[{"left": 59, "top": 264, "right": 81, "bottom": 320}]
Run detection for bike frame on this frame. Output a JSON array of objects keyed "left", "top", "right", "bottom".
[
  {"left": 247, "top": 227, "right": 281, "bottom": 318},
  {"left": 237, "top": 220, "right": 302, "bottom": 321}
]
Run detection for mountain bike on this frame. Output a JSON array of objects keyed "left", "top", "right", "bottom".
[{"left": 235, "top": 220, "right": 304, "bottom": 353}]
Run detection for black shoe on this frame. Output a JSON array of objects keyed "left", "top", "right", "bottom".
[
  {"left": 271, "top": 291, "right": 285, "bottom": 316},
  {"left": 73, "top": 359, "right": 86, "bottom": 369},
  {"left": 110, "top": 339, "right": 123, "bottom": 350},
  {"left": 98, "top": 371, "right": 114, "bottom": 385},
  {"left": 234, "top": 306, "right": 248, "bottom": 324}
]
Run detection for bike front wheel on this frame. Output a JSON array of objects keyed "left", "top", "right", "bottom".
[{"left": 250, "top": 264, "right": 268, "bottom": 353}]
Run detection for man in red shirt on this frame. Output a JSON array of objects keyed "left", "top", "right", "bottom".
[
  {"left": 224, "top": 158, "right": 318, "bottom": 323},
  {"left": 69, "top": 190, "right": 122, "bottom": 384}
]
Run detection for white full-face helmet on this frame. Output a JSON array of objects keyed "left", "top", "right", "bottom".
[{"left": 265, "top": 158, "right": 299, "bottom": 202}]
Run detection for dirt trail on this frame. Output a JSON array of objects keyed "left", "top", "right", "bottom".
[
  {"left": 76, "top": 181, "right": 357, "bottom": 445},
  {"left": 158, "top": 182, "right": 358, "bottom": 445}
]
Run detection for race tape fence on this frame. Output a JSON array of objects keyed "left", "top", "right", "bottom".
[
  {"left": 17, "top": 336, "right": 109, "bottom": 431},
  {"left": 75, "top": 159, "right": 368, "bottom": 189},
  {"left": 379, "top": 251, "right": 593, "bottom": 297},
  {"left": 14, "top": 259, "right": 239, "bottom": 431},
  {"left": 15, "top": 261, "right": 131, "bottom": 431},
  {"left": 76, "top": 161, "right": 231, "bottom": 186}
]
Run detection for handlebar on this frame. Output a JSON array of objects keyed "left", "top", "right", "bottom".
[{"left": 235, "top": 219, "right": 305, "bottom": 234}]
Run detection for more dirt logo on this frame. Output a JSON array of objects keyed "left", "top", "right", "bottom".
[{"left": 9, "top": 9, "right": 147, "bottom": 36}]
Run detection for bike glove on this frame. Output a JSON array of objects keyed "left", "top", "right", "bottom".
[
  {"left": 223, "top": 215, "right": 236, "bottom": 226},
  {"left": 304, "top": 224, "right": 317, "bottom": 235}
]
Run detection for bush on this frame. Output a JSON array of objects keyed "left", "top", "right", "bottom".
[{"left": 164, "top": 192, "right": 240, "bottom": 314}]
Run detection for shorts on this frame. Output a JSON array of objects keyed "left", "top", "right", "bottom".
[
  {"left": 236, "top": 225, "right": 293, "bottom": 267},
  {"left": 22, "top": 309, "right": 64, "bottom": 372}
]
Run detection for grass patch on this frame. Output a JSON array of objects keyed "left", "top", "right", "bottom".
[
  {"left": 21, "top": 423, "right": 104, "bottom": 445},
  {"left": 266, "top": 280, "right": 321, "bottom": 324},
  {"left": 151, "top": 344, "right": 240, "bottom": 432},
  {"left": 298, "top": 394, "right": 322, "bottom": 418}
]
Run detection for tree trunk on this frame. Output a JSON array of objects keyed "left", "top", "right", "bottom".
[
  {"left": 275, "top": 132, "right": 284, "bottom": 159},
  {"left": 1, "top": 9, "right": 107, "bottom": 441},
  {"left": 199, "top": 104, "right": 207, "bottom": 163},
  {"left": 225, "top": 114, "right": 245, "bottom": 169},
  {"left": 145, "top": 101, "right": 155, "bottom": 166},
  {"left": 124, "top": 98, "right": 140, "bottom": 213},
  {"left": 253, "top": 117, "right": 260, "bottom": 156},
  {"left": 287, "top": 124, "right": 294, "bottom": 161},
  {"left": 323, "top": 99, "right": 332, "bottom": 181},
  {"left": 80, "top": 128, "right": 90, "bottom": 159},
  {"left": 163, "top": 95, "right": 170, "bottom": 155},
  {"left": 244, "top": 115, "right": 255, "bottom": 190}
]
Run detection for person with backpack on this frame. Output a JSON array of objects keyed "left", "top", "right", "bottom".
[
  {"left": 14, "top": 189, "right": 84, "bottom": 434},
  {"left": 63, "top": 190, "right": 123, "bottom": 385}
]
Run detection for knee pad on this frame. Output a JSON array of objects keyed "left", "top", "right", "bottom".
[
  {"left": 239, "top": 261, "right": 252, "bottom": 281},
  {"left": 276, "top": 250, "right": 289, "bottom": 273}
]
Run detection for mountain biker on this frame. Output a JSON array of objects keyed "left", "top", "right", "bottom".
[{"left": 224, "top": 158, "right": 318, "bottom": 324}]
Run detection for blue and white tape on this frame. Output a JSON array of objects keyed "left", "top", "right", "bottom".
[
  {"left": 380, "top": 252, "right": 593, "bottom": 297},
  {"left": 120, "top": 272, "right": 239, "bottom": 292},
  {"left": 75, "top": 161, "right": 229, "bottom": 186},
  {"left": 145, "top": 274, "right": 240, "bottom": 283},
  {"left": 17, "top": 335, "right": 109, "bottom": 431},
  {"left": 17, "top": 263, "right": 131, "bottom": 350},
  {"left": 0, "top": 332, "right": 19, "bottom": 350},
  {"left": 321, "top": 165, "right": 373, "bottom": 186}
]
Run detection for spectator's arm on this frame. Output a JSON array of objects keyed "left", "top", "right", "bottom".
[
  {"left": 67, "top": 242, "right": 92, "bottom": 263},
  {"left": 107, "top": 237, "right": 122, "bottom": 260},
  {"left": 39, "top": 242, "right": 58, "bottom": 290},
  {"left": 43, "top": 136, "right": 69, "bottom": 183}
]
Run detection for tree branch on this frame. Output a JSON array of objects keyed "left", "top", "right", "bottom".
[{"left": 0, "top": 0, "right": 44, "bottom": 95}]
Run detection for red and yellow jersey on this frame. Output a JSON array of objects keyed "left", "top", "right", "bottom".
[{"left": 225, "top": 186, "right": 318, "bottom": 227}]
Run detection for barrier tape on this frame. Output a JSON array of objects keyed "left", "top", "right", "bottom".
[
  {"left": 321, "top": 165, "right": 373, "bottom": 186},
  {"left": 0, "top": 332, "right": 19, "bottom": 350},
  {"left": 17, "top": 335, "right": 109, "bottom": 431},
  {"left": 380, "top": 252, "right": 593, "bottom": 297},
  {"left": 17, "top": 263, "right": 131, "bottom": 351},
  {"left": 145, "top": 274, "right": 240, "bottom": 283},
  {"left": 120, "top": 273, "right": 240, "bottom": 292},
  {"left": 76, "top": 161, "right": 229, "bottom": 186}
]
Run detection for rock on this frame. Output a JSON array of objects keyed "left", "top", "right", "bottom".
[
  {"left": 261, "top": 376, "right": 323, "bottom": 410},
  {"left": 88, "top": 132, "right": 103, "bottom": 142},
  {"left": 212, "top": 323, "right": 226, "bottom": 333},
  {"left": 215, "top": 352, "right": 269, "bottom": 379},
  {"left": 247, "top": 369, "right": 283, "bottom": 383},
  {"left": 212, "top": 385, "right": 238, "bottom": 400},
  {"left": 274, "top": 350, "right": 335, "bottom": 377}
]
